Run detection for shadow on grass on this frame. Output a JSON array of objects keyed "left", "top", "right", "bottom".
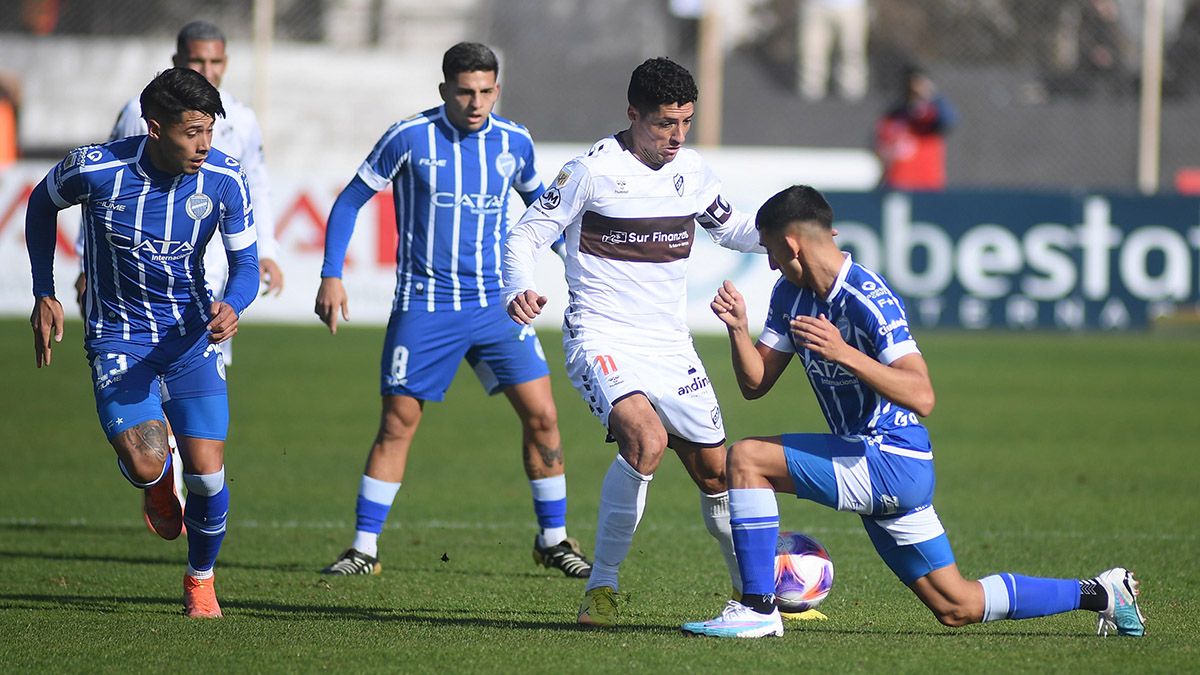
[
  {"left": 0, "top": 592, "right": 679, "bottom": 633},
  {"left": 0, "top": 549, "right": 309, "bottom": 573}
]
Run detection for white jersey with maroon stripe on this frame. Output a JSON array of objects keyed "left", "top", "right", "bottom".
[{"left": 503, "top": 134, "right": 762, "bottom": 353}]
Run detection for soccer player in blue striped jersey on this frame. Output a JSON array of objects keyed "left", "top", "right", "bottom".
[
  {"left": 26, "top": 68, "right": 259, "bottom": 619},
  {"left": 682, "top": 185, "right": 1144, "bottom": 639},
  {"left": 314, "top": 42, "right": 591, "bottom": 578}
]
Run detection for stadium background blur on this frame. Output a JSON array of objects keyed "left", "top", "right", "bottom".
[
  {"left": 2, "top": 3, "right": 1198, "bottom": 670},
  {"left": 2, "top": 0, "right": 1198, "bottom": 334}
]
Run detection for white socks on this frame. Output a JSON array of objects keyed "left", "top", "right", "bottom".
[
  {"left": 701, "top": 491, "right": 742, "bottom": 595},
  {"left": 586, "top": 454, "right": 652, "bottom": 592}
]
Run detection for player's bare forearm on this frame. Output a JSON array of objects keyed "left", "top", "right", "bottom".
[
  {"left": 29, "top": 296, "right": 65, "bottom": 368},
  {"left": 260, "top": 257, "right": 284, "bottom": 296},
  {"left": 727, "top": 324, "right": 768, "bottom": 398}
]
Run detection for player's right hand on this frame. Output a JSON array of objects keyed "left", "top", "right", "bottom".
[
  {"left": 507, "top": 289, "right": 547, "bottom": 325},
  {"left": 30, "top": 295, "right": 65, "bottom": 368},
  {"left": 710, "top": 280, "right": 748, "bottom": 331},
  {"left": 73, "top": 272, "right": 87, "bottom": 320},
  {"left": 315, "top": 277, "right": 350, "bottom": 334}
]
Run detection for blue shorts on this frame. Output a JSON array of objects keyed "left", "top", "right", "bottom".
[
  {"left": 781, "top": 433, "right": 955, "bottom": 584},
  {"left": 87, "top": 335, "right": 229, "bottom": 441},
  {"left": 379, "top": 303, "right": 550, "bottom": 400}
]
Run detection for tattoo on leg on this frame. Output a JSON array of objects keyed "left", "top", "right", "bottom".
[
  {"left": 121, "top": 420, "right": 169, "bottom": 463},
  {"left": 535, "top": 442, "right": 563, "bottom": 468}
]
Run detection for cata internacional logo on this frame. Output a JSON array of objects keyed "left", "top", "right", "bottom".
[{"left": 827, "top": 191, "right": 1200, "bottom": 330}]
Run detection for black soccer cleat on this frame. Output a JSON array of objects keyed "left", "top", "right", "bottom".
[
  {"left": 532, "top": 536, "right": 593, "bottom": 579},
  {"left": 320, "top": 548, "right": 382, "bottom": 576}
]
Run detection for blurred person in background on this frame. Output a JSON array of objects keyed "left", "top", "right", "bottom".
[
  {"left": 314, "top": 42, "right": 592, "bottom": 580},
  {"left": 0, "top": 70, "right": 20, "bottom": 169},
  {"left": 798, "top": 0, "right": 869, "bottom": 101},
  {"left": 874, "top": 64, "right": 957, "bottom": 191}
]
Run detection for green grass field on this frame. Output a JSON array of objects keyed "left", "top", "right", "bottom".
[{"left": 1, "top": 317, "right": 1197, "bottom": 673}]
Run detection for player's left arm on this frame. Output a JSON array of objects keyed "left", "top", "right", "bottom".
[
  {"left": 695, "top": 164, "right": 764, "bottom": 254},
  {"left": 239, "top": 109, "right": 283, "bottom": 294},
  {"left": 211, "top": 167, "right": 260, "bottom": 343},
  {"left": 791, "top": 314, "right": 935, "bottom": 416},
  {"left": 25, "top": 177, "right": 66, "bottom": 367}
]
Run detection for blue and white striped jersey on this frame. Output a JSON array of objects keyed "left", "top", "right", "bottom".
[
  {"left": 759, "top": 253, "right": 931, "bottom": 451},
  {"left": 34, "top": 136, "right": 258, "bottom": 346},
  {"left": 322, "top": 106, "right": 543, "bottom": 312}
]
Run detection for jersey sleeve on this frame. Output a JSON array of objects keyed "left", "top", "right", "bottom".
[
  {"left": 502, "top": 157, "right": 592, "bottom": 306},
  {"left": 847, "top": 275, "right": 920, "bottom": 365},
  {"left": 108, "top": 99, "right": 146, "bottom": 141},
  {"left": 235, "top": 106, "right": 278, "bottom": 260},
  {"left": 758, "top": 277, "right": 796, "bottom": 354},
  {"left": 216, "top": 164, "right": 260, "bottom": 315},
  {"left": 356, "top": 122, "right": 411, "bottom": 191},
  {"left": 513, "top": 133, "right": 543, "bottom": 205},
  {"left": 694, "top": 162, "right": 763, "bottom": 253}
]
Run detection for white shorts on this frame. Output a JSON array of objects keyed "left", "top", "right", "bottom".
[{"left": 565, "top": 342, "right": 726, "bottom": 446}]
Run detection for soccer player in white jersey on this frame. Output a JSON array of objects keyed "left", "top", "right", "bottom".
[
  {"left": 26, "top": 68, "right": 259, "bottom": 618},
  {"left": 681, "top": 185, "right": 1145, "bottom": 638},
  {"left": 314, "top": 42, "right": 591, "bottom": 578},
  {"left": 504, "top": 57, "right": 765, "bottom": 627}
]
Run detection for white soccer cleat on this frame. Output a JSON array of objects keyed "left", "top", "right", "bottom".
[
  {"left": 1094, "top": 567, "right": 1146, "bottom": 637},
  {"left": 681, "top": 600, "right": 784, "bottom": 638}
]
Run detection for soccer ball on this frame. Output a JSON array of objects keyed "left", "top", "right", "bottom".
[{"left": 773, "top": 531, "right": 834, "bottom": 613}]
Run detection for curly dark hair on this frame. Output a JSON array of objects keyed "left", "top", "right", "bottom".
[{"left": 627, "top": 57, "right": 698, "bottom": 114}]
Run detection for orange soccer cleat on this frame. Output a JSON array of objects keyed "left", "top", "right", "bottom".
[
  {"left": 183, "top": 573, "right": 223, "bottom": 618},
  {"left": 143, "top": 464, "right": 184, "bottom": 540}
]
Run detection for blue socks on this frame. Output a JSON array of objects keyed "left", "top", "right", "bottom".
[
  {"left": 352, "top": 475, "right": 401, "bottom": 557},
  {"left": 531, "top": 475, "right": 568, "bottom": 547},
  {"left": 729, "top": 488, "right": 780, "bottom": 599},
  {"left": 980, "top": 573, "right": 1081, "bottom": 622},
  {"left": 183, "top": 467, "right": 228, "bottom": 577}
]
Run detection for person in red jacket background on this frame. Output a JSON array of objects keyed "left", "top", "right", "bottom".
[{"left": 875, "top": 65, "right": 957, "bottom": 191}]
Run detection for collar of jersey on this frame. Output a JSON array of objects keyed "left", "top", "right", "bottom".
[
  {"left": 439, "top": 106, "right": 493, "bottom": 137},
  {"left": 824, "top": 252, "right": 854, "bottom": 304}
]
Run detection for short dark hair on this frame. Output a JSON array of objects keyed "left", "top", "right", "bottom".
[
  {"left": 140, "top": 67, "right": 225, "bottom": 125},
  {"left": 176, "top": 20, "right": 225, "bottom": 55},
  {"left": 627, "top": 57, "right": 698, "bottom": 114},
  {"left": 442, "top": 42, "right": 499, "bottom": 80},
  {"left": 756, "top": 185, "right": 834, "bottom": 234}
]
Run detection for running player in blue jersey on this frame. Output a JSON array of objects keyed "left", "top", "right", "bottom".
[
  {"left": 26, "top": 68, "right": 258, "bottom": 619},
  {"left": 314, "top": 42, "right": 591, "bottom": 578},
  {"left": 682, "top": 185, "right": 1145, "bottom": 638}
]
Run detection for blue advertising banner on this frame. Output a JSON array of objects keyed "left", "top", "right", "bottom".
[{"left": 826, "top": 191, "right": 1200, "bottom": 329}]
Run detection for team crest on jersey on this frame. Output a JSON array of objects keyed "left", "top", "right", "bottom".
[
  {"left": 836, "top": 315, "right": 853, "bottom": 341},
  {"left": 495, "top": 152, "right": 517, "bottom": 178},
  {"left": 554, "top": 167, "right": 573, "bottom": 188},
  {"left": 185, "top": 193, "right": 214, "bottom": 220},
  {"left": 673, "top": 174, "right": 684, "bottom": 196},
  {"left": 539, "top": 187, "right": 561, "bottom": 210}
]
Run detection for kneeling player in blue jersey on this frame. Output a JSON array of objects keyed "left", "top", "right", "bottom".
[
  {"left": 681, "top": 185, "right": 1145, "bottom": 639},
  {"left": 314, "top": 42, "right": 591, "bottom": 578},
  {"left": 26, "top": 68, "right": 259, "bottom": 618}
]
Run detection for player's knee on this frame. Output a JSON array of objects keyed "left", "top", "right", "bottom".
[
  {"left": 727, "top": 439, "right": 765, "bottom": 475},
  {"left": 522, "top": 405, "right": 558, "bottom": 437},
  {"left": 378, "top": 402, "right": 421, "bottom": 443}
]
